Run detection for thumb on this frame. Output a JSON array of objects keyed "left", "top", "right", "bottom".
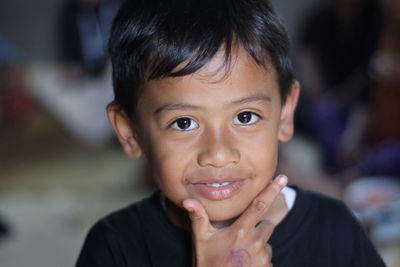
[{"left": 182, "top": 198, "right": 212, "bottom": 240}]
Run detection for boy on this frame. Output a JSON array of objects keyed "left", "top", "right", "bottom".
[{"left": 76, "top": 0, "right": 386, "bottom": 266}]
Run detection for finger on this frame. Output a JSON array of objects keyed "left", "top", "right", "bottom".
[
  {"left": 234, "top": 175, "right": 287, "bottom": 229},
  {"left": 182, "top": 198, "right": 212, "bottom": 240},
  {"left": 265, "top": 243, "right": 273, "bottom": 259},
  {"left": 253, "top": 243, "right": 273, "bottom": 267},
  {"left": 255, "top": 220, "right": 275, "bottom": 243}
]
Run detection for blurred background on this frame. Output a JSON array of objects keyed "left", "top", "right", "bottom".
[{"left": 0, "top": 0, "right": 399, "bottom": 266}]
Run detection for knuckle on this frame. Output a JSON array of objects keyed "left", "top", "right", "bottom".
[
  {"left": 195, "top": 231, "right": 212, "bottom": 243},
  {"left": 236, "top": 228, "right": 246, "bottom": 239},
  {"left": 189, "top": 212, "right": 203, "bottom": 221},
  {"left": 253, "top": 239, "right": 264, "bottom": 250},
  {"left": 260, "top": 255, "right": 269, "bottom": 266},
  {"left": 272, "top": 182, "right": 282, "bottom": 192},
  {"left": 188, "top": 214, "right": 197, "bottom": 221},
  {"left": 258, "top": 219, "right": 274, "bottom": 227},
  {"left": 264, "top": 220, "right": 275, "bottom": 230},
  {"left": 257, "top": 219, "right": 275, "bottom": 234},
  {"left": 196, "top": 235, "right": 208, "bottom": 243},
  {"left": 254, "top": 199, "right": 267, "bottom": 212}
]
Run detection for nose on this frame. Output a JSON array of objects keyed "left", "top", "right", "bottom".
[{"left": 197, "top": 127, "right": 240, "bottom": 168}]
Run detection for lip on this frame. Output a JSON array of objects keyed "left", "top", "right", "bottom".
[{"left": 189, "top": 179, "right": 246, "bottom": 201}]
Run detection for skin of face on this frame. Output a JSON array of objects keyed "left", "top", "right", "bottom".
[{"left": 108, "top": 46, "right": 300, "bottom": 223}]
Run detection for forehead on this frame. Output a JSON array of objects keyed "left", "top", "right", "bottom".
[
  {"left": 192, "top": 47, "right": 274, "bottom": 85},
  {"left": 139, "top": 47, "right": 280, "bottom": 108}
]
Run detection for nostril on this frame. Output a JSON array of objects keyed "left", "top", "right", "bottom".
[
  {"left": 197, "top": 129, "right": 240, "bottom": 167},
  {"left": 197, "top": 147, "right": 240, "bottom": 168}
]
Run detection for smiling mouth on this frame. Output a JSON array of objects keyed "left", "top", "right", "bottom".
[
  {"left": 206, "top": 181, "right": 232, "bottom": 187},
  {"left": 190, "top": 179, "right": 245, "bottom": 200}
]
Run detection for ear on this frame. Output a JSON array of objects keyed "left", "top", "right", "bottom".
[
  {"left": 278, "top": 81, "right": 300, "bottom": 142},
  {"left": 106, "top": 102, "right": 143, "bottom": 158}
]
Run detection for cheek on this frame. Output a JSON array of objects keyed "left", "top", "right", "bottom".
[
  {"left": 243, "top": 128, "right": 279, "bottom": 177},
  {"left": 152, "top": 138, "right": 191, "bottom": 170},
  {"left": 145, "top": 135, "right": 193, "bottom": 199},
  {"left": 255, "top": 144, "right": 278, "bottom": 178}
]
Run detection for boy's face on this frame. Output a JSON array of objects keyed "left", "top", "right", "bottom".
[{"left": 109, "top": 47, "right": 299, "bottom": 222}]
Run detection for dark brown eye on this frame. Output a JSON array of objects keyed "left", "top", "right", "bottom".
[
  {"left": 171, "top": 117, "right": 198, "bottom": 130},
  {"left": 234, "top": 112, "right": 260, "bottom": 125}
]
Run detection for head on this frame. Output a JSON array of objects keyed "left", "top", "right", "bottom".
[
  {"left": 384, "top": 0, "right": 400, "bottom": 25},
  {"left": 107, "top": 0, "right": 300, "bottom": 222}
]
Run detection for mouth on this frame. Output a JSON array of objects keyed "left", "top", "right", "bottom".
[
  {"left": 189, "top": 179, "right": 246, "bottom": 201},
  {"left": 205, "top": 181, "right": 233, "bottom": 187}
]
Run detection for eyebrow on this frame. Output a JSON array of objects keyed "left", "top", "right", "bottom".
[
  {"left": 154, "top": 103, "right": 201, "bottom": 114},
  {"left": 231, "top": 93, "right": 271, "bottom": 105},
  {"left": 154, "top": 92, "right": 271, "bottom": 114}
]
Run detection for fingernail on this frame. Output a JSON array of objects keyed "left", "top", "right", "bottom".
[{"left": 277, "top": 175, "right": 288, "bottom": 186}]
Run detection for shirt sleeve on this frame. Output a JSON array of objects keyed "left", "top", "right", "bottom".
[
  {"left": 75, "top": 221, "right": 125, "bottom": 267},
  {"left": 335, "top": 202, "right": 387, "bottom": 267},
  {"left": 350, "top": 217, "right": 387, "bottom": 267}
]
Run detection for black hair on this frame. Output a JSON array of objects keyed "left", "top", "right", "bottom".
[{"left": 109, "top": 0, "right": 294, "bottom": 117}]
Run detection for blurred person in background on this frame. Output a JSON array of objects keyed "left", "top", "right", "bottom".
[
  {"left": 0, "top": 34, "right": 32, "bottom": 242},
  {"left": 359, "top": 0, "right": 400, "bottom": 178},
  {"left": 59, "top": 0, "right": 122, "bottom": 78},
  {"left": 27, "top": 0, "right": 124, "bottom": 146},
  {"left": 0, "top": 35, "right": 32, "bottom": 135},
  {"left": 295, "top": 0, "right": 384, "bottom": 176},
  {"left": 290, "top": 4, "right": 400, "bottom": 256}
]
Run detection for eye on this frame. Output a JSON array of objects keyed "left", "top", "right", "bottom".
[
  {"left": 170, "top": 117, "right": 198, "bottom": 131},
  {"left": 233, "top": 111, "right": 260, "bottom": 125}
]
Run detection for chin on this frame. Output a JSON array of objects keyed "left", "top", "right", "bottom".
[{"left": 207, "top": 207, "right": 244, "bottom": 223}]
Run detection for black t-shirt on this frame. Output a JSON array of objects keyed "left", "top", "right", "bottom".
[{"left": 76, "top": 187, "right": 386, "bottom": 267}]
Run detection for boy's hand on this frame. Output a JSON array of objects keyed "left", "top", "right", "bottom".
[{"left": 182, "top": 175, "right": 288, "bottom": 267}]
